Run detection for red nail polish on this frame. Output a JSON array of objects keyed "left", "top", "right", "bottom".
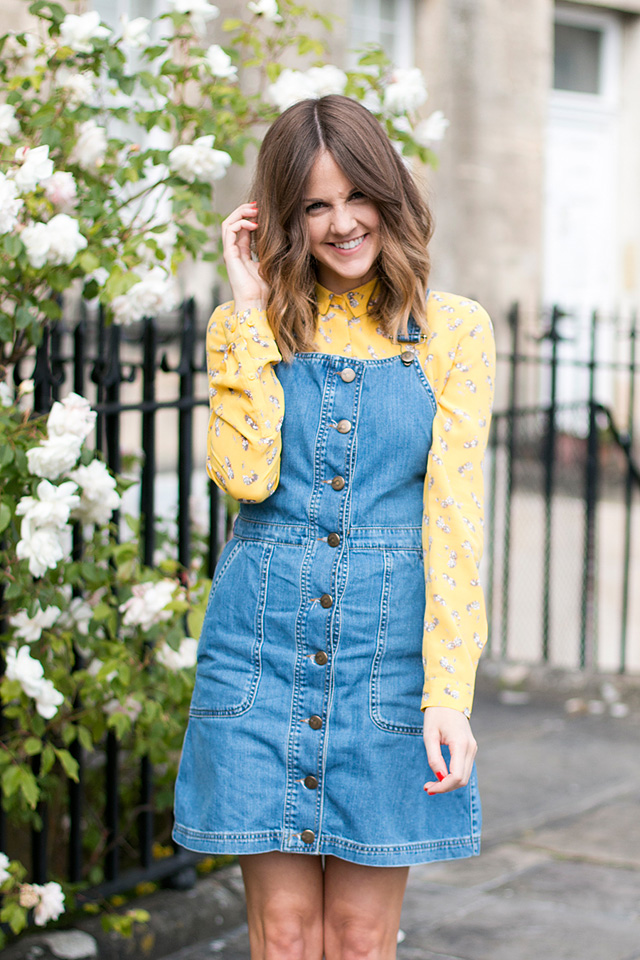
[{"left": 436, "top": 771, "right": 446, "bottom": 782}]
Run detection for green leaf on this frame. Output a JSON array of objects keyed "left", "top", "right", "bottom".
[
  {"left": 23, "top": 737, "right": 42, "bottom": 757},
  {"left": 1, "top": 765, "right": 22, "bottom": 798},
  {"left": 18, "top": 768, "right": 39, "bottom": 808},
  {"left": 3, "top": 580, "right": 23, "bottom": 600},
  {"left": 223, "top": 18, "right": 243, "bottom": 30},
  {"left": 0, "top": 445, "right": 14, "bottom": 467},
  {"left": 0, "top": 314, "right": 14, "bottom": 342},
  {"left": 55, "top": 748, "right": 79, "bottom": 782},
  {"left": 3, "top": 234, "right": 22, "bottom": 258},
  {"left": 0, "top": 502, "right": 11, "bottom": 534},
  {"left": 15, "top": 305, "right": 35, "bottom": 330}
]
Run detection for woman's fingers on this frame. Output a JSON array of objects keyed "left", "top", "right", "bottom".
[{"left": 422, "top": 706, "right": 477, "bottom": 795}]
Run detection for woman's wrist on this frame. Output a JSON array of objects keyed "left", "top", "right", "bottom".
[{"left": 234, "top": 299, "right": 266, "bottom": 314}]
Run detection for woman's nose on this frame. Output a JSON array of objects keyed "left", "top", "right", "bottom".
[{"left": 330, "top": 203, "right": 357, "bottom": 236}]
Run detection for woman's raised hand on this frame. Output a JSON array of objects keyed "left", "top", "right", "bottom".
[{"left": 221, "top": 202, "right": 269, "bottom": 312}]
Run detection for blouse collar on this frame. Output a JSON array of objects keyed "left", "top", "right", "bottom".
[{"left": 315, "top": 278, "right": 379, "bottom": 319}]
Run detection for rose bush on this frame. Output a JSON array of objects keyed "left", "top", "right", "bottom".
[{"left": 0, "top": 0, "right": 447, "bottom": 944}]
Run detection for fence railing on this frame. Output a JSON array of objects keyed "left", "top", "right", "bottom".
[
  {"left": 485, "top": 302, "right": 640, "bottom": 676},
  {"left": 4, "top": 298, "right": 640, "bottom": 901}
]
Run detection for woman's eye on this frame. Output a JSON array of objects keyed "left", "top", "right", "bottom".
[
  {"left": 306, "top": 201, "right": 325, "bottom": 212},
  {"left": 349, "top": 191, "right": 366, "bottom": 201}
]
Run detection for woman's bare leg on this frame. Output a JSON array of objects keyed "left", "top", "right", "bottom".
[
  {"left": 239, "top": 852, "right": 325, "bottom": 960},
  {"left": 323, "top": 857, "right": 409, "bottom": 960}
]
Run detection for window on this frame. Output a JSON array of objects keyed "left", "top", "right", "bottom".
[
  {"left": 554, "top": 22, "right": 603, "bottom": 94},
  {"left": 349, "top": 0, "right": 414, "bottom": 67}
]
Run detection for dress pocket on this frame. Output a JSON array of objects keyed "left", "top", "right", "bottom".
[
  {"left": 369, "top": 549, "right": 425, "bottom": 736},
  {"left": 189, "top": 538, "right": 273, "bottom": 717}
]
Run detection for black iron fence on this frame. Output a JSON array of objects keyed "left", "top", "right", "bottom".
[
  {"left": 3, "top": 299, "right": 640, "bottom": 900},
  {"left": 486, "top": 303, "right": 640, "bottom": 675}
]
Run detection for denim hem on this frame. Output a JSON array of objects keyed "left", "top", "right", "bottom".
[{"left": 172, "top": 825, "right": 480, "bottom": 867}]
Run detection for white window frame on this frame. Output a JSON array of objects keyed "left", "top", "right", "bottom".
[{"left": 553, "top": 2, "right": 622, "bottom": 113}]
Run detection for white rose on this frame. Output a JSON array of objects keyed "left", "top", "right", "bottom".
[
  {"left": 55, "top": 67, "right": 96, "bottom": 107},
  {"left": 267, "top": 69, "right": 316, "bottom": 112},
  {"left": 306, "top": 65, "right": 347, "bottom": 98},
  {"left": 203, "top": 45, "right": 237, "bottom": 79},
  {"left": 104, "top": 695, "right": 143, "bottom": 722},
  {"left": 59, "top": 12, "right": 110, "bottom": 53},
  {"left": 72, "top": 120, "right": 108, "bottom": 171},
  {"left": 0, "top": 172, "right": 24, "bottom": 235},
  {"left": 26, "top": 434, "right": 83, "bottom": 479},
  {"left": 32, "top": 882, "right": 65, "bottom": 926},
  {"left": 3, "top": 32, "right": 39, "bottom": 74},
  {"left": 10, "top": 605, "right": 61, "bottom": 643},
  {"left": 248, "top": 0, "right": 282, "bottom": 21},
  {"left": 21, "top": 221, "right": 50, "bottom": 268},
  {"left": 57, "top": 596, "right": 93, "bottom": 636},
  {"left": 169, "top": 135, "right": 232, "bottom": 183},
  {"left": 47, "top": 392, "right": 96, "bottom": 440},
  {"left": 0, "top": 381, "right": 13, "bottom": 406},
  {"left": 0, "top": 852, "right": 10, "bottom": 883},
  {"left": 42, "top": 171, "right": 77, "bottom": 210},
  {"left": 157, "top": 636, "right": 198, "bottom": 670},
  {"left": 168, "top": 0, "right": 220, "bottom": 35},
  {"left": 0, "top": 104, "right": 20, "bottom": 145},
  {"left": 43, "top": 214, "right": 87, "bottom": 265},
  {"left": 16, "top": 522, "right": 71, "bottom": 577},
  {"left": 16, "top": 480, "right": 80, "bottom": 529},
  {"left": 414, "top": 110, "right": 449, "bottom": 145},
  {"left": 111, "top": 266, "right": 179, "bottom": 326},
  {"left": 119, "top": 580, "right": 178, "bottom": 630},
  {"left": 70, "top": 459, "right": 120, "bottom": 525},
  {"left": 14, "top": 145, "right": 54, "bottom": 194},
  {"left": 383, "top": 68, "right": 428, "bottom": 115},
  {"left": 119, "top": 14, "right": 151, "bottom": 49},
  {"left": 5, "top": 645, "right": 45, "bottom": 698},
  {"left": 34, "top": 679, "right": 65, "bottom": 720}
]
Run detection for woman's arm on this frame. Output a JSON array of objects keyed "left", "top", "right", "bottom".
[
  {"left": 419, "top": 297, "right": 496, "bottom": 791},
  {"left": 205, "top": 203, "right": 284, "bottom": 502}
]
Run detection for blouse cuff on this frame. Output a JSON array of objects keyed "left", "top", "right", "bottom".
[{"left": 421, "top": 675, "right": 475, "bottom": 719}]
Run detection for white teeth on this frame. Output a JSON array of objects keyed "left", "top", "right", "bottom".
[{"left": 332, "top": 236, "right": 365, "bottom": 250}]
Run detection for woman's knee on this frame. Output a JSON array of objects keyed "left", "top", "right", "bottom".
[{"left": 325, "top": 914, "right": 396, "bottom": 960}]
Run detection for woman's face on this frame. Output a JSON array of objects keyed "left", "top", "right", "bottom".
[{"left": 303, "top": 150, "right": 381, "bottom": 294}]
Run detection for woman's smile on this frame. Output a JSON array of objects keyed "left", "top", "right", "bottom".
[{"left": 305, "top": 151, "right": 381, "bottom": 294}]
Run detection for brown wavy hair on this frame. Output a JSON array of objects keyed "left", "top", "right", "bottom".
[{"left": 252, "top": 95, "right": 434, "bottom": 361}]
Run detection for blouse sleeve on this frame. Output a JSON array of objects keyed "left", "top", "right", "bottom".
[
  {"left": 205, "top": 301, "right": 284, "bottom": 502},
  {"left": 420, "top": 300, "right": 496, "bottom": 717}
]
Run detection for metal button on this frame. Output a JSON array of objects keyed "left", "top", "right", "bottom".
[
  {"left": 331, "top": 475, "right": 345, "bottom": 491},
  {"left": 327, "top": 532, "right": 340, "bottom": 548},
  {"left": 304, "top": 775, "right": 319, "bottom": 790},
  {"left": 340, "top": 367, "right": 356, "bottom": 383},
  {"left": 301, "top": 829, "right": 315, "bottom": 844},
  {"left": 309, "top": 715, "right": 323, "bottom": 730},
  {"left": 314, "top": 651, "right": 328, "bottom": 666},
  {"left": 401, "top": 350, "right": 415, "bottom": 366},
  {"left": 336, "top": 419, "right": 352, "bottom": 434},
  {"left": 320, "top": 593, "right": 333, "bottom": 608}
]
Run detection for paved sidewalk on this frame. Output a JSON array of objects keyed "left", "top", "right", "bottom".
[
  {"left": 6, "top": 671, "right": 640, "bottom": 960},
  {"left": 158, "top": 674, "right": 640, "bottom": 960}
]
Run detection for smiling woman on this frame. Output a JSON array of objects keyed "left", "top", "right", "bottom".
[{"left": 173, "top": 95, "right": 495, "bottom": 960}]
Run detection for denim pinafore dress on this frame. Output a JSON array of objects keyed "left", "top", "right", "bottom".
[{"left": 173, "top": 317, "right": 481, "bottom": 867}]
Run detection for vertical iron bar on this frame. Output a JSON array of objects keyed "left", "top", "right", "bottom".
[
  {"left": 500, "top": 303, "right": 519, "bottom": 659},
  {"left": 33, "top": 327, "right": 51, "bottom": 415},
  {"left": 541, "top": 306, "right": 561, "bottom": 662},
  {"left": 619, "top": 315, "right": 636, "bottom": 673},
  {"left": 485, "top": 418, "right": 498, "bottom": 657},
  {"left": 68, "top": 318, "right": 87, "bottom": 883},
  {"left": 580, "top": 310, "right": 599, "bottom": 669},
  {"left": 104, "top": 322, "right": 122, "bottom": 884},
  {"left": 178, "top": 300, "right": 195, "bottom": 569},
  {"left": 139, "top": 317, "right": 157, "bottom": 870},
  {"left": 31, "top": 755, "right": 48, "bottom": 883}
]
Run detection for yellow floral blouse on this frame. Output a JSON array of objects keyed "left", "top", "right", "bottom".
[{"left": 205, "top": 279, "right": 496, "bottom": 717}]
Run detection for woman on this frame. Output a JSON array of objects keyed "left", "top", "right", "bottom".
[{"left": 173, "top": 95, "right": 495, "bottom": 960}]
